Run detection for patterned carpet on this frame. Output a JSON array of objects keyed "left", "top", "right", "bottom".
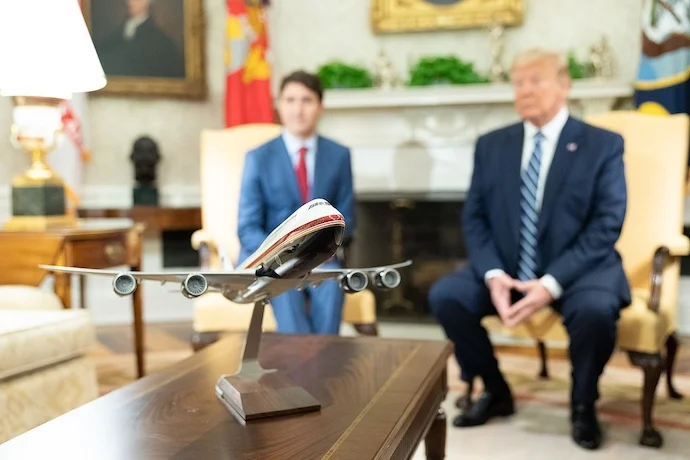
[
  {"left": 447, "top": 350, "right": 690, "bottom": 433},
  {"left": 89, "top": 322, "right": 194, "bottom": 395}
]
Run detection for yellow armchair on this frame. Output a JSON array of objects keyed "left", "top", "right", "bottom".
[
  {"left": 190, "top": 123, "right": 378, "bottom": 350},
  {"left": 478, "top": 111, "right": 690, "bottom": 448}
]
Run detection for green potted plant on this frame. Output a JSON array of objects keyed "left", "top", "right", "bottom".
[
  {"left": 317, "top": 61, "right": 374, "bottom": 89},
  {"left": 407, "top": 56, "right": 489, "bottom": 86},
  {"left": 567, "top": 51, "right": 593, "bottom": 79}
]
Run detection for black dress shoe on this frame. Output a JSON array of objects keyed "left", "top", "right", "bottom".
[
  {"left": 571, "top": 404, "right": 602, "bottom": 450},
  {"left": 452, "top": 391, "right": 514, "bottom": 427},
  {"left": 455, "top": 393, "right": 473, "bottom": 411}
]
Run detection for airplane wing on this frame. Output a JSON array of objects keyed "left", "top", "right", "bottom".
[
  {"left": 297, "top": 260, "right": 413, "bottom": 283},
  {"left": 39, "top": 259, "right": 413, "bottom": 293},
  {"left": 38, "top": 265, "right": 258, "bottom": 290}
]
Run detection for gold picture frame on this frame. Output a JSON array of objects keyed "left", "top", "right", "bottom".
[
  {"left": 371, "top": 0, "right": 524, "bottom": 33},
  {"left": 81, "top": 0, "right": 206, "bottom": 99}
]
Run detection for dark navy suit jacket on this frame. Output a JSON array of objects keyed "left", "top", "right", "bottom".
[
  {"left": 463, "top": 116, "right": 631, "bottom": 308},
  {"left": 237, "top": 135, "right": 356, "bottom": 265}
]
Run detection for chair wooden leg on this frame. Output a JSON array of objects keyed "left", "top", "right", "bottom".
[
  {"left": 455, "top": 378, "right": 474, "bottom": 411},
  {"left": 665, "top": 333, "right": 683, "bottom": 400},
  {"left": 353, "top": 323, "right": 378, "bottom": 336},
  {"left": 191, "top": 331, "right": 220, "bottom": 352},
  {"left": 537, "top": 341, "right": 549, "bottom": 379},
  {"left": 628, "top": 351, "right": 664, "bottom": 448}
]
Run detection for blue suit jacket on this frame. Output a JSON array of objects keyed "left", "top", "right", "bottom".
[
  {"left": 237, "top": 135, "right": 356, "bottom": 265},
  {"left": 463, "top": 116, "right": 631, "bottom": 307}
]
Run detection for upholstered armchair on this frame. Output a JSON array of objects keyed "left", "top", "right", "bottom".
[
  {"left": 190, "top": 123, "right": 378, "bottom": 350},
  {"left": 478, "top": 111, "right": 689, "bottom": 448}
]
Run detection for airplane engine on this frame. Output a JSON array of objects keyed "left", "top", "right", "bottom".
[
  {"left": 180, "top": 273, "right": 208, "bottom": 298},
  {"left": 339, "top": 270, "right": 368, "bottom": 293},
  {"left": 374, "top": 268, "right": 401, "bottom": 289},
  {"left": 112, "top": 273, "right": 137, "bottom": 296}
]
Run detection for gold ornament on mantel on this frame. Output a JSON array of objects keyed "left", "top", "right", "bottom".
[
  {"left": 487, "top": 20, "right": 507, "bottom": 82},
  {"left": 372, "top": 49, "right": 401, "bottom": 89},
  {"left": 588, "top": 36, "right": 615, "bottom": 78}
]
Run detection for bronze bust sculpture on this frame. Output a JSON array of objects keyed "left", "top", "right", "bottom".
[{"left": 130, "top": 136, "right": 161, "bottom": 205}]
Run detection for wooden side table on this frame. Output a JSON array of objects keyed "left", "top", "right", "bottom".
[
  {"left": 78, "top": 206, "right": 202, "bottom": 236},
  {"left": 0, "top": 219, "right": 146, "bottom": 378}
]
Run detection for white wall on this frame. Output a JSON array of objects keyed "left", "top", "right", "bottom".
[{"left": 0, "top": 0, "right": 645, "bottom": 191}]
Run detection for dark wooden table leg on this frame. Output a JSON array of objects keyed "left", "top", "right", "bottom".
[
  {"left": 55, "top": 273, "right": 72, "bottom": 309},
  {"left": 80, "top": 275, "right": 86, "bottom": 309},
  {"left": 425, "top": 407, "right": 446, "bottom": 460},
  {"left": 132, "top": 266, "right": 145, "bottom": 378}
]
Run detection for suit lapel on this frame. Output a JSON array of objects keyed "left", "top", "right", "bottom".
[
  {"left": 275, "top": 137, "right": 302, "bottom": 204},
  {"left": 502, "top": 124, "right": 525, "bottom": 254},
  {"left": 537, "top": 117, "right": 583, "bottom": 239}
]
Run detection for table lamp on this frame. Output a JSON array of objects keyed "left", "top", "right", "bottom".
[{"left": 0, "top": 0, "right": 106, "bottom": 230}]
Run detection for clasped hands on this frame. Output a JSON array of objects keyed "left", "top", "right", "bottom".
[{"left": 489, "top": 274, "right": 553, "bottom": 327}]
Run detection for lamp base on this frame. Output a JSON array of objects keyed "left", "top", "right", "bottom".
[{"left": 5, "top": 174, "right": 75, "bottom": 231}]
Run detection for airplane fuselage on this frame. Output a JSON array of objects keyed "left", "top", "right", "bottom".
[{"left": 227, "top": 200, "right": 346, "bottom": 303}]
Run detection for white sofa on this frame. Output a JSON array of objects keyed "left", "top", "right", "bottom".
[{"left": 0, "top": 286, "right": 98, "bottom": 444}]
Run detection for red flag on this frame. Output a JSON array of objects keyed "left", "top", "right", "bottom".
[
  {"left": 60, "top": 101, "right": 91, "bottom": 162},
  {"left": 225, "top": 1, "right": 274, "bottom": 127}
]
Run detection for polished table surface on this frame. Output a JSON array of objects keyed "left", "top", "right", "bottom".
[{"left": 0, "top": 333, "right": 452, "bottom": 459}]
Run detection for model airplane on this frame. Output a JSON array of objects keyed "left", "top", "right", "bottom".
[
  {"left": 39, "top": 198, "right": 412, "bottom": 304},
  {"left": 40, "top": 199, "right": 412, "bottom": 423}
]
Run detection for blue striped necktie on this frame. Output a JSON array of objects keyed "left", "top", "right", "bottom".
[{"left": 517, "top": 131, "right": 543, "bottom": 281}]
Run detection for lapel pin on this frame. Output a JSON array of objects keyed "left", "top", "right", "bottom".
[{"left": 566, "top": 142, "right": 578, "bottom": 152}]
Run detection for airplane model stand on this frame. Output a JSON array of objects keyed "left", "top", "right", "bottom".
[{"left": 215, "top": 299, "right": 321, "bottom": 422}]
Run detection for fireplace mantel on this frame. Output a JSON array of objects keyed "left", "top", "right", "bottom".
[
  {"left": 317, "top": 79, "right": 634, "bottom": 195},
  {"left": 323, "top": 79, "right": 632, "bottom": 111}
]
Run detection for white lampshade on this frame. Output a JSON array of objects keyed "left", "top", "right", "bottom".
[{"left": 0, "top": 0, "right": 106, "bottom": 99}]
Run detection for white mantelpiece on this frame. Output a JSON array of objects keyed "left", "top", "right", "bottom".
[
  {"left": 318, "top": 79, "right": 633, "bottom": 195},
  {"left": 323, "top": 79, "right": 632, "bottom": 111}
]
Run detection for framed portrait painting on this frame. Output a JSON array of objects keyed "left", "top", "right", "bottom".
[
  {"left": 81, "top": 0, "right": 206, "bottom": 99},
  {"left": 371, "top": 0, "right": 524, "bottom": 33}
]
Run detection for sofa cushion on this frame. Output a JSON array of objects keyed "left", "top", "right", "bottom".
[
  {"left": 0, "top": 356, "right": 99, "bottom": 444},
  {"left": 0, "top": 285, "right": 63, "bottom": 310},
  {"left": 0, "top": 309, "right": 96, "bottom": 381}
]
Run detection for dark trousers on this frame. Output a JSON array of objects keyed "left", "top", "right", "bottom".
[{"left": 428, "top": 267, "right": 619, "bottom": 405}]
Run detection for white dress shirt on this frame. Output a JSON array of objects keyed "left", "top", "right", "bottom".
[
  {"left": 484, "top": 106, "right": 570, "bottom": 299},
  {"left": 281, "top": 129, "right": 317, "bottom": 188},
  {"left": 124, "top": 14, "right": 149, "bottom": 40}
]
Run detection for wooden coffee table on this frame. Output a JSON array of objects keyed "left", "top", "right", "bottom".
[{"left": 0, "top": 333, "right": 452, "bottom": 459}]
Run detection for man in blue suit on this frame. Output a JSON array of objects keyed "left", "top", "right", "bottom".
[
  {"left": 237, "top": 70, "right": 355, "bottom": 335},
  {"left": 428, "top": 49, "right": 631, "bottom": 450}
]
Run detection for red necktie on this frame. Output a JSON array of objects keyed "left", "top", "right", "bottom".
[{"left": 295, "top": 146, "right": 309, "bottom": 203}]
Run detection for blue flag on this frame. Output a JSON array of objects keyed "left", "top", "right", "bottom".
[{"left": 634, "top": 0, "right": 690, "bottom": 124}]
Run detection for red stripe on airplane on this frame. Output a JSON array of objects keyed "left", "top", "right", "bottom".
[{"left": 244, "top": 214, "right": 344, "bottom": 268}]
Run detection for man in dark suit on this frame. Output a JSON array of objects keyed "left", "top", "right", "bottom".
[
  {"left": 428, "top": 48, "right": 630, "bottom": 450},
  {"left": 96, "top": 0, "right": 185, "bottom": 78},
  {"left": 237, "top": 70, "right": 355, "bottom": 335}
]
